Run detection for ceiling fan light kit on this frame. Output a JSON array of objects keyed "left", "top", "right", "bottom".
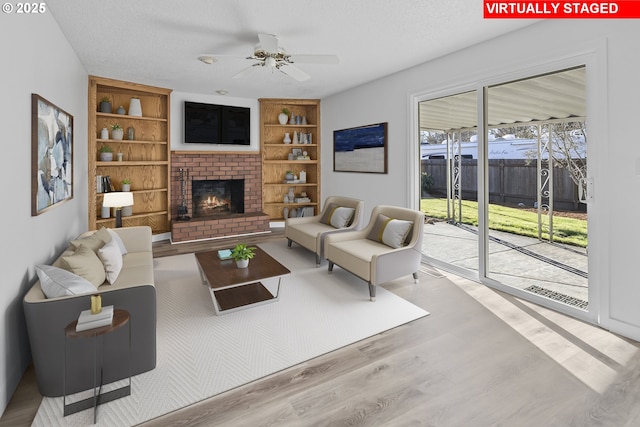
[
  {"left": 198, "top": 55, "right": 216, "bottom": 64},
  {"left": 199, "top": 33, "right": 338, "bottom": 82}
]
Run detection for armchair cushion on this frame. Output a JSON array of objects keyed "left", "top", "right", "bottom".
[
  {"left": 320, "top": 203, "right": 356, "bottom": 228},
  {"left": 366, "top": 213, "right": 413, "bottom": 248}
]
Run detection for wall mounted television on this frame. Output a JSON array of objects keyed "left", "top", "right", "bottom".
[{"left": 184, "top": 101, "right": 251, "bottom": 145}]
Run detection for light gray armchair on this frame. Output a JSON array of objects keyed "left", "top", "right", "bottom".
[
  {"left": 285, "top": 196, "right": 364, "bottom": 266},
  {"left": 324, "top": 205, "right": 424, "bottom": 301}
]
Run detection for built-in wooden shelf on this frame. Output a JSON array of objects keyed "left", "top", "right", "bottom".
[
  {"left": 88, "top": 75, "right": 172, "bottom": 234},
  {"left": 260, "top": 98, "right": 321, "bottom": 221}
]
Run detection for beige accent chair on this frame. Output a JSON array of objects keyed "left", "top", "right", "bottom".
[
  {"left": 324, "top": 205, "right": 424, "bottom": 301},
  {"left": 286, "top": 196, "right": 364, "bottom": 266}
]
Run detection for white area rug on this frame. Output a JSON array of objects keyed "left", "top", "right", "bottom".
[{"left": 33, "top": 240, "right": 429, "bottom": 426}]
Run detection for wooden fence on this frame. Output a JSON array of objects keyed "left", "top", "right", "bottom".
[{"left": 421, "top": 159, "right": 585, "bottom": 212}]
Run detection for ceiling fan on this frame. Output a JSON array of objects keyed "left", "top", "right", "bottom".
[{"left": 199, "top": 33, "right": 339, "bottom": 81}]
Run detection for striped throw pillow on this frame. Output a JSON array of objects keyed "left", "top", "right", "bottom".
[{"left": 366, "top": 214, "right": 413, "bottom": 248}]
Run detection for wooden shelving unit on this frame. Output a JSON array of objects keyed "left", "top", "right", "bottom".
[
  {"left": 259, "top": 99, "right": 321, "bottom": 220},
  {"left": 88, "top": 76, "right": 172, "bottom": 234}
]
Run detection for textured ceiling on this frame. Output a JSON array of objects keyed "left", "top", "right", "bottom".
[{"left": 46, "top": 0, "right": 536, "bottom": 99}]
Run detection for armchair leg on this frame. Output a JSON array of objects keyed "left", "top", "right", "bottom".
[
  {"left": 287, "top": 239, "right": 292, "bottom": 248},
  {"left": 328, "top": 262, "right": 334, "bottom": 273},
  {"left": 413, "top": 272, "right": 419, "bottom": 284},
  {"left": 368, "top": 283, "right": 376, "bottom": 302},
  {"left": 316, "top": 254, "right": 321, "bottom": 267}
]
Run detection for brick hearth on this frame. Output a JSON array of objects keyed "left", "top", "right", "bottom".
[{"left": 170, "top": 152, "right": 270, "bottom": 242}]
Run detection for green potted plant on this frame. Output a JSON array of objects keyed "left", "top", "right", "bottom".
[
  {"left": 99, "top": 96, "right": 112, "bottom": 113},
  {"left": 278, "top": 107, "right": 290, "bottom": 125},
  {"left": 230, "top": 243, "right": 256, "bottom": 268},
  {"left": 99, "top": 145, "right": 113, "bottom": 161},
  {"left": 121, "top": 178, "right": 131, "bottom": 192},
  {"left": 111, "top": 123, "right": 124, "bottom": 140}
]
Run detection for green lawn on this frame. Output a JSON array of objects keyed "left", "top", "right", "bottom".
[{"left": 420, "top": 198, "right": 587, "bottom": 248}]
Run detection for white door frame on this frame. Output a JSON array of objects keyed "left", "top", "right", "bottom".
[{"left": 409, "top": 41, "right": 608, "bottom": 326}]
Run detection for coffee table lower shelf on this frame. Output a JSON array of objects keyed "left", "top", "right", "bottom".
[
  {"left": 195, "top": 247, "right": 290, "bottom": 316},
  {"left": 214, "top": 282, "right": 275, "bottom": 312}
]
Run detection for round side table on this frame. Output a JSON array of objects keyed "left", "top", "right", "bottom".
[{"left": 63, "top": 308, "right": 131, "bottom": 423}]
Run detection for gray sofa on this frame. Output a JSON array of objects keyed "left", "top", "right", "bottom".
[{"left": 23, "top": 226, "right": 156, "bottom": 397}]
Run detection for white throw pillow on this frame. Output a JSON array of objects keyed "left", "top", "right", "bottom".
[
  {"left": 107, "top": 228, "right": 128, "bottom": 255},
  {"left": 366, "top": 214, "right": 413, "bottom": 248},
  {"left": 98, "top": 238, "right": 123, "bottom": 284},
  {"left": 320, "top": 203, "right": 355, "bottom": 228},
  {"left": 35, "top": 264, "right": 97, "bottom": 298}
]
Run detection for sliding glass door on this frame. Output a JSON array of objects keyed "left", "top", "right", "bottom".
[
  {"left": 418, "top": 66, "right": 589, "bottom": 315},
  {"left": 485, "top": 68, "right": 588, "bottom": 310},
  {"left": 419, "top": 91, "right": 479, "bottom": 278}
]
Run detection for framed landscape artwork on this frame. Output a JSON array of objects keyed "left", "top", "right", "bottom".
[
  {"left": 31, "top": 94, "right": 74, "bottom": 216},
  {"left": 333, "top": 122, "right": 388, "bottom": 173}
]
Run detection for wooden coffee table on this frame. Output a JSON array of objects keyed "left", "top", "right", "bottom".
[{"left": 195, "top": 246, "right": 290, "bottom": 315}]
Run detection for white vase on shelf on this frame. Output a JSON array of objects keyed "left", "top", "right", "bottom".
[
  {"left": 283, "top": 132, "right": 291, "bottom": 144},
  {"left": 112, "top": 128, "right": 124, "bottom": 140},
  {"left": 293, "top": 131, "right": 299, "bottom": 144},
  {"left": 278, "top": 112, "right": 288, "bottom": 125},
  {"left": 128, "top": 97, "right": 142, "bottom": 116},
  {"left": 100, "top": 128, "right": 109, "bottom": 140}
]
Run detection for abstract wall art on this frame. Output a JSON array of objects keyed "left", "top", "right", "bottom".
[{"left": 31, "top": 94, "right": 74, "bottom": 216}]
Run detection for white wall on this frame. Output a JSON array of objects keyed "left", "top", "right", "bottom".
[
  {"left": 170, "top": 91, "right": 259, "bottom": 152},
  {"left": 0, "top": 12, "right": 88, "bottom": 413},
  {"left": 3, "top": 11, "right": 640, "bottom": 416},
  {"left": 321, "top": 20, "right": 640, "bottom": 340}
]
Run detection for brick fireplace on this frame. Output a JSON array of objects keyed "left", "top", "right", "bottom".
[{"left": 170, "top": 152, "right": 270, "bottom": 242}]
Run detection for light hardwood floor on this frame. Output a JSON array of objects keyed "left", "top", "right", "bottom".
[{"left": 3, "top": 229, "right": 640, "bottom": 426}]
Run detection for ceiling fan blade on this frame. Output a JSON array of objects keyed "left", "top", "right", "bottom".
[
  {"left": 258, "top": 33, "right": 279, "bottom": 53},
  {"left": 233, "top": 63, "right": 261, "bottom": 79},
  {"left": 278, "top": 64, "right": 311, "bottom": 81},
  {"left": 288, "top": 54, "right": 339, "bottom": 64}
]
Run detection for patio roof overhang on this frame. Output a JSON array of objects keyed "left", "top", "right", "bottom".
[{"left": 419, "top": 66, "right": 586, "bottom": 132}]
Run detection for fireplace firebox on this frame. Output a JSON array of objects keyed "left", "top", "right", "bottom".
[{"left": 192, "top": 179, "right": 244, "bottom": 219}]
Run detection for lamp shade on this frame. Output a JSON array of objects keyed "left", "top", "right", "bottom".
[{"left": 102, "top": 192, "right": 134, "bottom": 208}]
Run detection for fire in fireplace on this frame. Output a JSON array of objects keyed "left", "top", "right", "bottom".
[{"left": 192, "top": 179, "right": 244, "bottom": 218}]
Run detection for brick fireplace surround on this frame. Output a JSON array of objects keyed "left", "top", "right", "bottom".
[{"left": 170, "top": 152, "right": 270, "bottom": 243}]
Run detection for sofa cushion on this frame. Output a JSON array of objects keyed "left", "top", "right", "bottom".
[
  {"left": 70, "top": 227, "right": 112, "bottom": 253},
  {"left": 35, "top": 264, "right": 97, "bottom": 298},
  {"left": 98, "top": 238, "right": 123, "bottom": 284},
  {"left": 319, "top": 203, "right": 355, "bottom": 228},
  {"left": 110, "top": 252, "right": 154, "bottom": 288},
  {"left": 61, "top": 244, "right": 107, "bottom": 287},
  {"left": 366, "top": 214, "right": 413, "bottom": 248}
]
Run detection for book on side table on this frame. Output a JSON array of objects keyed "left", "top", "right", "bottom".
[{"left": 76, "top": 305, "right": 114, "bottom": 332}]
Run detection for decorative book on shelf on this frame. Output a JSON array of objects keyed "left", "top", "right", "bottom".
[
  {"left": 76, "top": 305, "right": 114, "bottom": 332},
  {"left": 97, "top": 176, "right": 115, "bottom": 193},
  {"left": 217, "top": 249, "right": 232, "bottom": 260}
]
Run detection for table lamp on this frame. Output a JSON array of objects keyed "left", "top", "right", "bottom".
[{"left": 102, "top": 192, "right": 134, "bottom": 228}]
